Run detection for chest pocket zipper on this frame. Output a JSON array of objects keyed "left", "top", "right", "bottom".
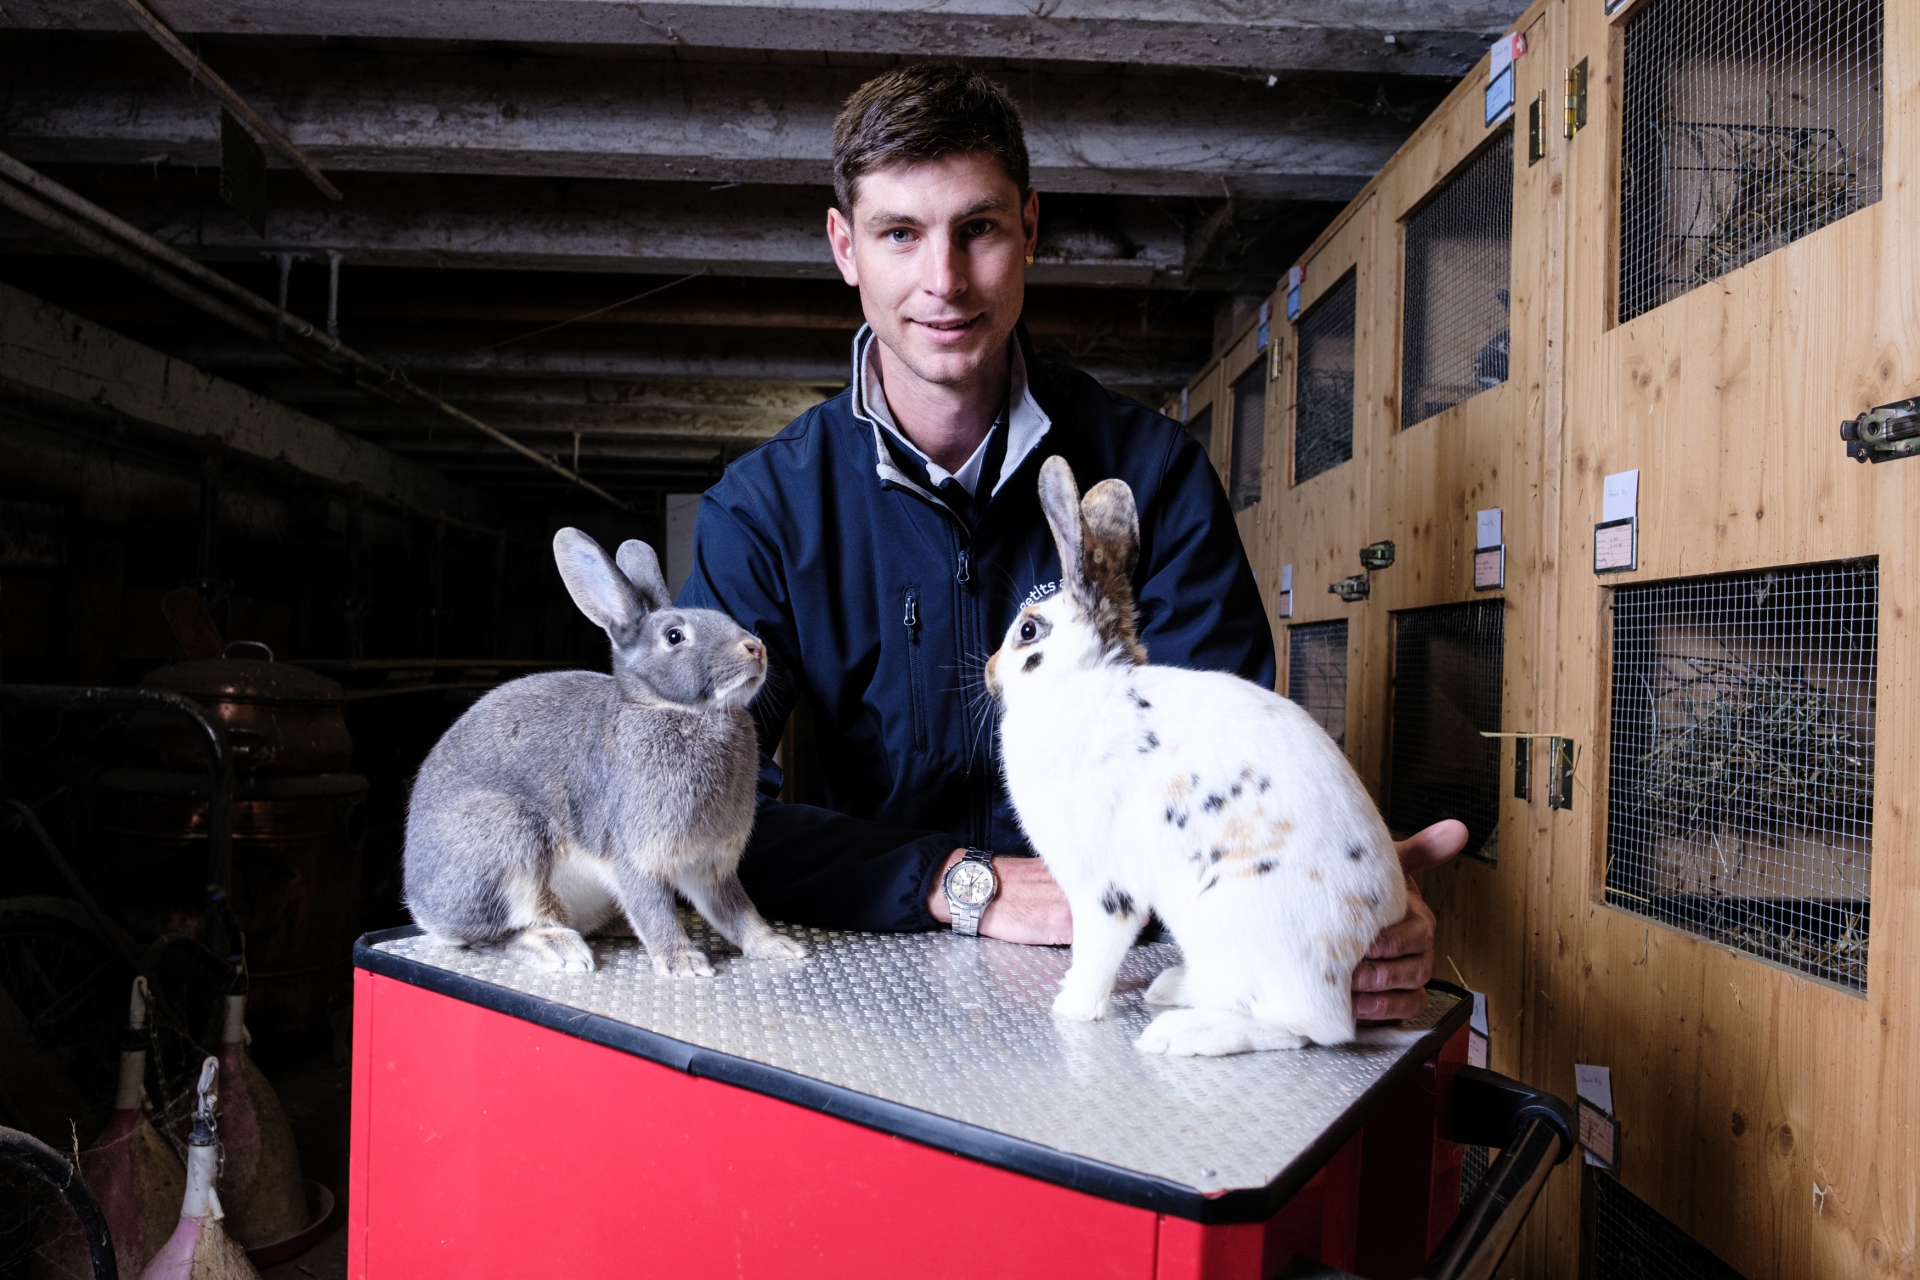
[{"left": 903, "top": 586, "right": 928, "bottom": 752}]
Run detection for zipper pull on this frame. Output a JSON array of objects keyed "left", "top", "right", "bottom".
[
  {"left": 955, "top": 548, "right": 971, "bottom": 585},
  {"left": 903, "top": 588, "right": 918, "bottom": 629}
]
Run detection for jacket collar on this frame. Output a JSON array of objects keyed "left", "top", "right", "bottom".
[{"left": 849, "top": 324, "right": 1052, "bottom": 505}]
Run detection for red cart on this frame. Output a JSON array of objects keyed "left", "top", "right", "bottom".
[{"left": 350, "top": 920, "right": 1569, "bottom": 1279}]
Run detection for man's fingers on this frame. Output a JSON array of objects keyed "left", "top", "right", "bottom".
[
  {"left": 1394, "top": 819, "right": 1469, "bottom": 874},
  {"left": 1352, "top": 954, "right": 1432, "bottom": 995},
  {"left": 1355, "top": 989, "right": 1430, "bottom": 1023},
  {"left": 1366, "top": 892, "right": 1436, "bottom": 959}
]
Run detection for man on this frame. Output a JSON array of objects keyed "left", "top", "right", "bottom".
[{"left": 681, "top": 63, "right": 1461, "bottom": 1021}]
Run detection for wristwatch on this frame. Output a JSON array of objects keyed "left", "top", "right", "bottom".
[{"left": 942, "top": 848, "right": 999, "bottom": 937}]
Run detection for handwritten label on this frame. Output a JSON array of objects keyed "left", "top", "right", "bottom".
[
  {"left": 1594, "top": 518, "right": 1636, "bottom": 573},
  {"left": 1602, "top": 469, "right": 1639, "bottom": 522},
  {"left": 1575, "top": 1064, "right": 1618, "bottom": 1170}
]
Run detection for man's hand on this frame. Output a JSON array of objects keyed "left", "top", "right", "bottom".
[
  {"left": 928, "top": 848, "right": 1072, "bottom": 945},
  {"left": 1353, "top": 819, "right": 1469, "bottom": 1023}
]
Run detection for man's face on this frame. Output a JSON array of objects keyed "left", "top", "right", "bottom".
[{"left": 827, "top": 152, "right": 1039, "bottom": 391}]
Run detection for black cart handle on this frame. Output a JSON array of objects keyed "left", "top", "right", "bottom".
[
  {"left": 1277, "top": 1066, "right": 1575, "bottom": 1280},
  {"left": 1419, "top": 1066, "right": 1575, "bottom": 1280},
  {"left": 0, "top": 1125, "right": 119, "bottom": 1279}
]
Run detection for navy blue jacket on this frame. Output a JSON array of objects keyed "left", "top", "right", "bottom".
[{"left": 680, "top": 326, "right": 1275, "bottom": 932}]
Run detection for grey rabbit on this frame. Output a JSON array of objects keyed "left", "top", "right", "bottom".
[{"left": 403, "top": 527, "right": 806, "bottom": 976}]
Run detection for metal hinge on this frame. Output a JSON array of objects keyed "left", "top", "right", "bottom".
[
  {"left": 1328, "top": 574, "right": 1370, "bottom": 602},
  {"left": 1358, "top": 540, "right": 1396, "bottom": 571},
  {"left": 1565, "top": 58, "right": 1588, "bottom": 139}
]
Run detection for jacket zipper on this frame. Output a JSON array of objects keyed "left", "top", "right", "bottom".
[{"left": 903, "top": 585, "right": 927, "bottom": 751}]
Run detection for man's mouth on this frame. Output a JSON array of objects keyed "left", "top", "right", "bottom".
[{"left": 912, "top": 315, "right": 983, "bottom": 340}]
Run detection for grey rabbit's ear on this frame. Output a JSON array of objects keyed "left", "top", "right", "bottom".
[
  {"left": 553, "top": 528, "right": 644, "bottom": 636},
  {"left": 1037, "top": 455, "right": 1087, "bottom": 590},
  {"left": 615, "top": 540, "right": 672, "bottom": 613}
]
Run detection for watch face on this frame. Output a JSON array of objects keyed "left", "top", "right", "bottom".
[{"left": 947, "top": 860, "right": 996, "bottom": 908}]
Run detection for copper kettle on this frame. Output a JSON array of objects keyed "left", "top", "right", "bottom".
[{"left": 137, "top": 590, "right": 352, "bottom": 776}]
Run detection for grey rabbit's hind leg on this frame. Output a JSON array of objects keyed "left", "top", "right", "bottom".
[
  {"left": 407, "top": 791, "right": 595, "bottom": 973},
  {"left": 614, "top": 865, "right": 715, "bottom": 977},
  {"left": 681, "top": 873, "right": 807, "bottom": 961}
]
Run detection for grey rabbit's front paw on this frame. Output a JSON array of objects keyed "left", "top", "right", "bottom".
[
  {"left": 743, "top": 933, "right": 808, "bottom": 961},
  {"left": 651, "top": 946, "right": 716, "bottom": 978},
  {"left": 505, "top": 926, "right": 596, "bottom": 974}
]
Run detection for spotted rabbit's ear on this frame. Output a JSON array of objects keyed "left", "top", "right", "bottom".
[
  {"left": 1037, "top": 455, "right": 1088, "bottom": 591},
  {"left": 1080, "top": 479, "right": 1139, "bottom": 590}
]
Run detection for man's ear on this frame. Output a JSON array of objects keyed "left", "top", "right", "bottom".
[
  {"left": 827, "top": 206, "right": 860, "bottom": 287},
  {"left": 1022, "top": 188, "right": 1040, "bottom": 262}
]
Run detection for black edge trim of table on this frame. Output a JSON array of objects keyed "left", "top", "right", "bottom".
[{"left": 354, "top": 927, "right": 1472, "bottom": 1225}]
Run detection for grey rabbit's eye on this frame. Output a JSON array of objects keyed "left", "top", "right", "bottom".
[
  {"left": 1019, "top": 620, "right": 1038, "bottom": 643},
  {"left": 664, "top": 627, "right": 686, "bottom": 646}
]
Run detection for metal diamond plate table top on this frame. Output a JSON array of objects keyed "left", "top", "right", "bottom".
[{"left": 367, "top": 918, "right": 1461, "bottom": 1206}]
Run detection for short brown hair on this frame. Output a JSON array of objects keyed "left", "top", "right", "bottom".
[{"left": 831, "top": 63, "right": 1031, "bottom": 213}]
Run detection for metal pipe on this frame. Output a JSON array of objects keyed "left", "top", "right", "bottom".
[
  {"left": 1418, "top": 1118, "right": 1566, "bottom": 1280},
  {"left": 0, "top": 685, "right": 234, "bottom": 895},
  {"left": 0, "top": 1126, "right": 120, "bottom": 1279},
  {"left": 0, "top": 151, "right": 631, "bottom": 510},
  {"left": 105, "top": 0, "right": 342, "bottom": 203}
]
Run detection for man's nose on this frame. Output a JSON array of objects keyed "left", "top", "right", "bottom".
[{"left": 923, "top": 235, "right": 964, "bottom": 298}]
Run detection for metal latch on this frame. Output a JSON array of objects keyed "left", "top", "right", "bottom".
[
  {"left": 1358, "top": 541, "right": 1396, "bottom": 571},
  {"left": 1842, "top": 396, "right": 1920, "bottom": 463},
  {"left": 1328, "top": 574, "right": 1370, "bottom": 602},
  {"left": 1482, "top": 732, "right": 1577, "bottom": 810}
]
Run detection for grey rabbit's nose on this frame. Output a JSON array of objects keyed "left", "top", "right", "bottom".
[{"left": 742, "top": 638, "right": 764, "bottom": 659}]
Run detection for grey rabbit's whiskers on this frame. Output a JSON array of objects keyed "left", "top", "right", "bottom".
[{"left": 402, "top": 528, "right": 806, "bottom": 977}]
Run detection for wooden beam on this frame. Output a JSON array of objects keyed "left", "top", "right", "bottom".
[
  {"left": 7, "top": 0, "right": 1527, "bottom": 76},
  {"left": 0, "top": 280, "right": 493, "bottom": 525},
  {"left": 3, "top": 48, "right": 1413, "bottom": 200}
]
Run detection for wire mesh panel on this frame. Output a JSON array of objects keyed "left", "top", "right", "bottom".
[
  {"left": 1229, "top": 362, "right": 1267, "bottom": 511},
  {"left": 1619, "top": 0, "right": 1883, "bottom": 323},
  {"left": 1185, "top": 404, "right": 1213, "bottom": 460},
  {"left": 1294, "top": 271, "right": 1357, "bottom": 485},
  {"left": 1592, "top": 1172, "right": 1749, "bottom": 1280},
  {"left": 1459, "top": 1145, "right": 1489, "bottom": 1211},
  {"left": 1287, "top": 620, "right": 1348, "bottom": 750},
  {"left": 1606, "top": 560, "right": 1877, "bottom": 990},
  {"left": 1390, "top": 602, "right": 1504, "bottom": 863},
  {"left": 1401, "top": 128, "right": 1514, "bottom": 428}
]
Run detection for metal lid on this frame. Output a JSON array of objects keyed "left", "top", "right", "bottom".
[{"left": 142, "top": 641, "right": 344, "bottom": 704}]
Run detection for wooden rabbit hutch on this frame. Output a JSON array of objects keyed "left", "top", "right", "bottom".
[{"left": 1181, "top": 0, "right": 1915, "bottom": 1273}]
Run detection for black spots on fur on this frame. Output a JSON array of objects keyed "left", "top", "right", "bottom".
[
  {"left": 1023, "top": 652, "right": 1044, "bottom": 672},
  {"left": 1347, "top": 843, "right": 1366, "bottom": 862},
  {"left": 1138, "top": 730, "right": 1161, "bottom": 753},
  {"left": 1126, "top": 688, "right": 1152, "bottom": 710},
  {"left": 1200, "top": 875, "right": 1220, "bottom": 895},
  {"left": 1208, "top": 846, "right": 1227, "bottom": 865},
  {"left": 1254, "top": 859, "right": 1278, "bottom": 875},
  {"left": 1202, "top": 793, "right": 1227, "bottom": 813},
  {"left": 1367, "top": 893, "right": 1381, "bottom": 908},
  {"left": 1100, "top": 886, "right": 1136, "bottom": 918},
  {"left": 1229, "top": 782, "right": 1243, "bottom": 800},
  {"left": 1323, "top": 969, "right": 1341, "bottom": 987},
  {"left": 1165, "top": 804, "right": 1189, "bottom": 829}
]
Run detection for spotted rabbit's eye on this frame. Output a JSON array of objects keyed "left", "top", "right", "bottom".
[
  {"left": 1019, "top": 619, "right": 1038, "bottom": 643},
  {"left": 664, "top": 627, "right": 686, "bottom": 646}
]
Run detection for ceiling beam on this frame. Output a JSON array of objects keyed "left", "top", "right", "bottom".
[
  {"left": 6, "top": 1, "right": 1525, "bottom": 76},
  {"left": 0, "top": 173, "right": 1294, "bottom": 288},
  {"left": 3, "top": 47, "right": 1416, "bottom": 200}
]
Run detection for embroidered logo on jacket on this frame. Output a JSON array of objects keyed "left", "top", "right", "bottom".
[{"left": 1021, "top": 581, "right": 1060, "bottom": 609}]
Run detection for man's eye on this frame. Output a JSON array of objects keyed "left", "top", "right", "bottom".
[
  {"left": 1019, "top": 620, "right": 1038, "bottom": 642},
  {"left": 665, "top": 628, "right": 686, "bottom": 645},
  {"left": 963, "top": 219, "right": 992, "bottom": 238},
  {"left": 887, "top": 228, "right": 913, "bottom": 244}
]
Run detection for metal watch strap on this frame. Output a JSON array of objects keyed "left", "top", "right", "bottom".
[{"left": 950, "top": 847, "right": 995, "bottom": 937}]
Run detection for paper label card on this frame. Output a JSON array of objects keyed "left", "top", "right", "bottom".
[
  {"left": 1474, "top": 546, "right": 1505, "bottom": 591},
  {"left": 1594, "top": 518, "right": 1636, "bottom": 573},
  {"left": 1578, "top": 1100, "right": 1620, "bottom": 1170},
  {"left": 1476, "top": 507, "right": 1503, "bottom": 548},
  {"left": 1602, "top": 469, "right": 1639, "bottom": 522},
  {"left": 1469, "top": 1029, "right": 1490, "bottom": 1069},
  {"left": 1280, "top": 564, "right": 1293, "bottom": 592},
  {"left": 1486, "top": 66, "right": 1516, "bottom": 126},
  {"left": 1467, "top": 990, "right": 1490, "bottom": 1068},
  {"left": 1277, "top": 591, "right": 1293, "bottom": 619}
]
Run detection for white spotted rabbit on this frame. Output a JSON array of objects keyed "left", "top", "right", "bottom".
[
  {"left": 986, "top": 457, "right": 1406, "bottom": 1056},
  {"left": 404, "top": 528, "right": 806, "bottom": 976}
]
